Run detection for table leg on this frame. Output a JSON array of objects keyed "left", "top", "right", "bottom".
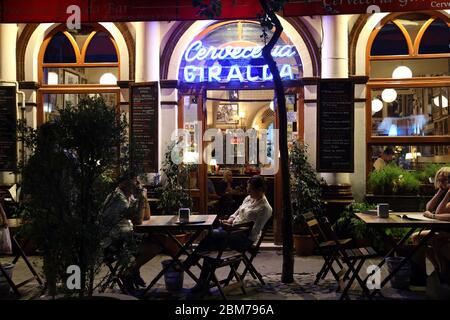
[
  {"left": 142, "top": 230, "right": 203, "bottom": 295},
  {"left": 369, "top": 227, "right": 434, "bottom": 299},
  {"left": 11, "top": 236, "right": 43, "bottom": 286}
]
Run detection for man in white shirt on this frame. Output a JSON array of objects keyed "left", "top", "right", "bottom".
[
  {"left": 373, "top": 147, "right": 395, "bottom": 171},
  {"left": 185, "top": 175, "right": 272, "bottom": 295}
]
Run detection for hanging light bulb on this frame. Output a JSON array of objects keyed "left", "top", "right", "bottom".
[
  {"left": 392, "top": 66, "right": 413, "bottom": 79},
  {"left": 433, "top": 95, "right": 448, "bottom": 108},
  {"left": 371, "top": 98, "right": 383, "bottom": 114},
  {"left": 100, "top": 73, "right": 117, "bottom": 85},
  {"left": 382, "top": 89, "right": 397, "bottom": 103},
  {"left": 47, "top": 72, "right": 59, "bottom": 85}
]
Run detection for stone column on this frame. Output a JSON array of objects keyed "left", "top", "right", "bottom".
[
  {"left": 0, "top": 24, "right": 18, "bottom": 185},
  {"left": 321, "top": 15, "right": 351, "bottom": 186}
]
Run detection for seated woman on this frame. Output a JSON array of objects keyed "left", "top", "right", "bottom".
[
  {"left": 412, "top": 167, "right": 450, "bottom": 285},
  {"left": 184, "top": 175, "right": 273, "bottom": 295}
]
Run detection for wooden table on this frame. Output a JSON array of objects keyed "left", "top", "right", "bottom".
[
  {"left": 355, "top": 212, "right": 450, "bottom": 299},
  {"left": 134, "top": 214, "right": 217, "bottom": 294}
]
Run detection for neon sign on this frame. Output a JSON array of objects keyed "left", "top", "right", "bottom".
[{"left": 180, "top": 40, "right": 300, "bottom": 84}]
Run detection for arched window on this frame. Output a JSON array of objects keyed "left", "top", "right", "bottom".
[
  {"left": 366, "top": 12, "right": 450, "bottom": 187},
  {"left": 38, "top": 24, "right": 120, "bottom": 124}
]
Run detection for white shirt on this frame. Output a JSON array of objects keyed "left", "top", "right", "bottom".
[
  {"left": 230, "top": 195, "right": 272, "bottom": 243},
  {"left": 373, "top": 158, "right": 387, "bottom": 171}
]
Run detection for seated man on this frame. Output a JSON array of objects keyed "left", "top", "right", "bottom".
[
  {"left": 373, "top": 147, "right": 395, "bottom": 171},
  {"left": 101, "top": 172, "right": 161, "bottom": 291},
  {"left": 185, "top": 175, "right": 273, "bottom": 295}
]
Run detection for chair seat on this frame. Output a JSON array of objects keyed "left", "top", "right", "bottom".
[
  {"left": 319, "top": 238, "right": 352, "bottom": 248},
  {"left": 199, "top": 250, "right": 243, "bottom": 261},
  {"left": 344, "top": 247, "right": 377, "bottom": 259}
]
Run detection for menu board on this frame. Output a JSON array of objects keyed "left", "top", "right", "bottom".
[
  {"left": 0, "top": 86, "right": 17, "bottom": 171},
  {"left": 130, "top": 82, "right": 159, "bottom": 173},
  {"left": 317, "top": 80, "right": 354, "bottom": 173}
]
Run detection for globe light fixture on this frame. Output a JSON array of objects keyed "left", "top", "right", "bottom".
[
  {"left": 99, "top": 73, "right": 117, "bottom": 85},
  {"left": 382, "top": 89, "right": 397, "bottom": 103},
  {"left": 392, "top": 66, "right": 413, "bottom": 79},
  {"left": 47, "top": 72, "right": 59, "bottom": 85},
  {"left": 433, "top": 95, "right": 448, "bottom": 108},
  {"left": 371, "top": 98, "right": 383, "bottom": 114}
]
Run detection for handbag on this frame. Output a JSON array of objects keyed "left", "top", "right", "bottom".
[{"left": 0, "top": 227, "right": 13, "bottom": 255}]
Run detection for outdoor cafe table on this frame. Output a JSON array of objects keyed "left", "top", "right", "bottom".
[
  {"left": 354, "top": 212, "right": 450, "bottom": 299},
  {"left": 134, "top": 214, "right": 217, "bottom": 294}
]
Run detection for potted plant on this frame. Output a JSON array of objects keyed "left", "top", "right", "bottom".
[
  {"left": 366, "top": 164, "right": 422, "bottom": 211},
  {"left": 18, "top": 97, "right": 137, "bottom": 299},
  {"left": 289, "top": 141, "right": 324, "bottom": 256}
]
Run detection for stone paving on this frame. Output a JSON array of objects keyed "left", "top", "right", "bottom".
[{"left": 0, "top": 250, "right": 429, "bottom": 300}]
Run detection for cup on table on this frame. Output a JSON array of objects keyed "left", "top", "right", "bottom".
[
  {"left": 178, "top": 208, "right": 190, "bottom": 223},
  {"left": 377, "top": 203, "right": 390, "bottom": 218}
]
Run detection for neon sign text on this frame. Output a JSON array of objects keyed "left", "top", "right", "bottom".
[{"left": 184, "top": 40, "right": 297, "bottom": 62}]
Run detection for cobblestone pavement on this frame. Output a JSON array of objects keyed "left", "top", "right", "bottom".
[{"left": 0, "top": 251, "right": 428, "bottom": 300}]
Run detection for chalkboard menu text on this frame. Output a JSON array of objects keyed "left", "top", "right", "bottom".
[
  {"left": 130, "top": 82, "right": 159, "bottom": 173},
  {"left": 317, "top": 79, "right": 354, "bottom": 173},
  {"left": 0, "top": 86, "right": 17, "bottom": 171}
]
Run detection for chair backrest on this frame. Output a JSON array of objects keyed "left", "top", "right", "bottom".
[
  {"left": 299, "top": 212, "right": 329, "bottom": 245},
  {"left": 252, "top": 217, "right": 272, "bottom": 251}
]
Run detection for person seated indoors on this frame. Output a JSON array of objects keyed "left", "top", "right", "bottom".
[
  {"left": 411, "top": 167, "right": 450, "bottom": 285},
  {"left": 184, "top": 175, "right": 273, "bottom": 296},
  {"left": 373, "top": 147, "right": 395, "bottom": 171}
]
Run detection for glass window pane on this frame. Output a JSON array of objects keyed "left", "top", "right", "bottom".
[
  {"left": 370, "top": 58, "right": 450, "bottom": 78},
  {"left": 44, "top": 32, "right": 77, "bottom": 63},
  {"left": 395, "top": 14, "right": 430, "bottom": 44},
  {"left": 43, "top": 92, "right": 117, "bottom": 122},
  {"left": 85, "top": 32, "right": 118, "bottom": 63},
  {"left": 43, "top": 67, "right": 118, "bottom": 85},
  {"left": 419, "top": 19, "right": 450, "bottom": 54},
  {"left": 371, "top": 22, "right": 409, "bottom": 56},
  {"left": 182, "top": 96, "right": 201, "bottom": 190},
  {"left": 371, "top": 87, "right": 449, "bottom": 137},
  {"left": 369, "top": 145, "right": 450, "bottom": 174}
]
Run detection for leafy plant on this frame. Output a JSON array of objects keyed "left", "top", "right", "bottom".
[
  {"left": 19, "top": 96, "right": 134, "bottom": 298},
  {"left": 368, "top": 164, "right": 420, "bottom": 195},
  {"left": 414, "top": 163, "right": 450, "bottom": 184},
  {"left": 289, "top": 141, "right": 324, "bottom": 234},
  {"left": 158, "top": 142, "right": 194, "bottom": 214}
]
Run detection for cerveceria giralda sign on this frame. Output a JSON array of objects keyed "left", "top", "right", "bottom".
[
  {"left": 178, "top": 22, "right": 303, "bottom": 85},
  {"left": 1, "top": 0, "right": 448, "bottom": 23}
]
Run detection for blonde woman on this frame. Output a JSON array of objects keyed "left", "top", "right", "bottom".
[
  {"left": 423, "top": 167, "right": 450, "bottom": 219},
  {"left": 411, "top": 167, "right": 450, "bottom": 286}
]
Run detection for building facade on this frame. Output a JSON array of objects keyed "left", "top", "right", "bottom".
[{"left": 0, "top": 11, "right": 449, "bottom": 242}]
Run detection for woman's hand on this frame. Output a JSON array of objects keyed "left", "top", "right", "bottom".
[{"left": 423, "top": 211, "right": 434, "bottom": 219}]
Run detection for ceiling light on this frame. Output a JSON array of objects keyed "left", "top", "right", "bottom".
[
  {"left": 382, "top": 89, "right": 397, "bottom": 103},
  {"left": 392, "top": 66, "right": 413, "bottom": 79}
]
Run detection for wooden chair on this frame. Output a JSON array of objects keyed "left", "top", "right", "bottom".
[
  {"left": 96, "top": 240, "right": 130, "bottom": 294},
  {"left": 197, "top": 221, "right": 255, "bottom": 300},
  {"left": 299, "top": 212, "right": 351, "bottom": 285},
  {"left": 317, "top": 216, "right": 378, "bottom": 300},
  {"left": 221, "top": 217, "right": 272, "bottom": 287}
]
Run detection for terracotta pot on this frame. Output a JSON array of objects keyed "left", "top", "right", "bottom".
[
  {"left": 293, "top": 234, "right": 315, "bottom": 256},
  {"left": 165, "top": 233, "right": 189, "bottom": 256}
]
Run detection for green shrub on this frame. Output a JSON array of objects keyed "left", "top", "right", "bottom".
[
  {"left": 368, "top": 164, "right": 420, "bottom": 195},
  {"left": 414, "top": 163, "right": 450, "bottom": 184}
]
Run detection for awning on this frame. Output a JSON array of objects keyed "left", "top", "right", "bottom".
[{"left": 0, "top": 0, "right": 448, "bottom": 23}]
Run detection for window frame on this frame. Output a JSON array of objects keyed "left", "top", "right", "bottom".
[{"left": 365, "top": 12, "right": 450, "bottom": 185}]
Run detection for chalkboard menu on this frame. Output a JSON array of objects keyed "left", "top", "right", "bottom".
[
  {"left": 130, "top": 82, "right": 159, "bottom": 173},
  {"left": 0, "top": 86, "right": 17, "bottom": 171},
  {"left": 317, "top": 79, "right": 354, "bottom": 173}
]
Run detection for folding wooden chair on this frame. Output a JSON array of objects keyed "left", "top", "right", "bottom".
[
  {"left": 318, "top": 216, "right": 378, "bottom": 300},
  {"left": 299, "top": 212, "right": 351, "bottom": 285},
  {"left": 221, "top": 217, "right": 272, "bottom": 287},
  {"left": 96, "top": 240, "right": 129, "bottom": 294},
  {"left": 197, "top": 221, "right": 254, "bottom": 300}
]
